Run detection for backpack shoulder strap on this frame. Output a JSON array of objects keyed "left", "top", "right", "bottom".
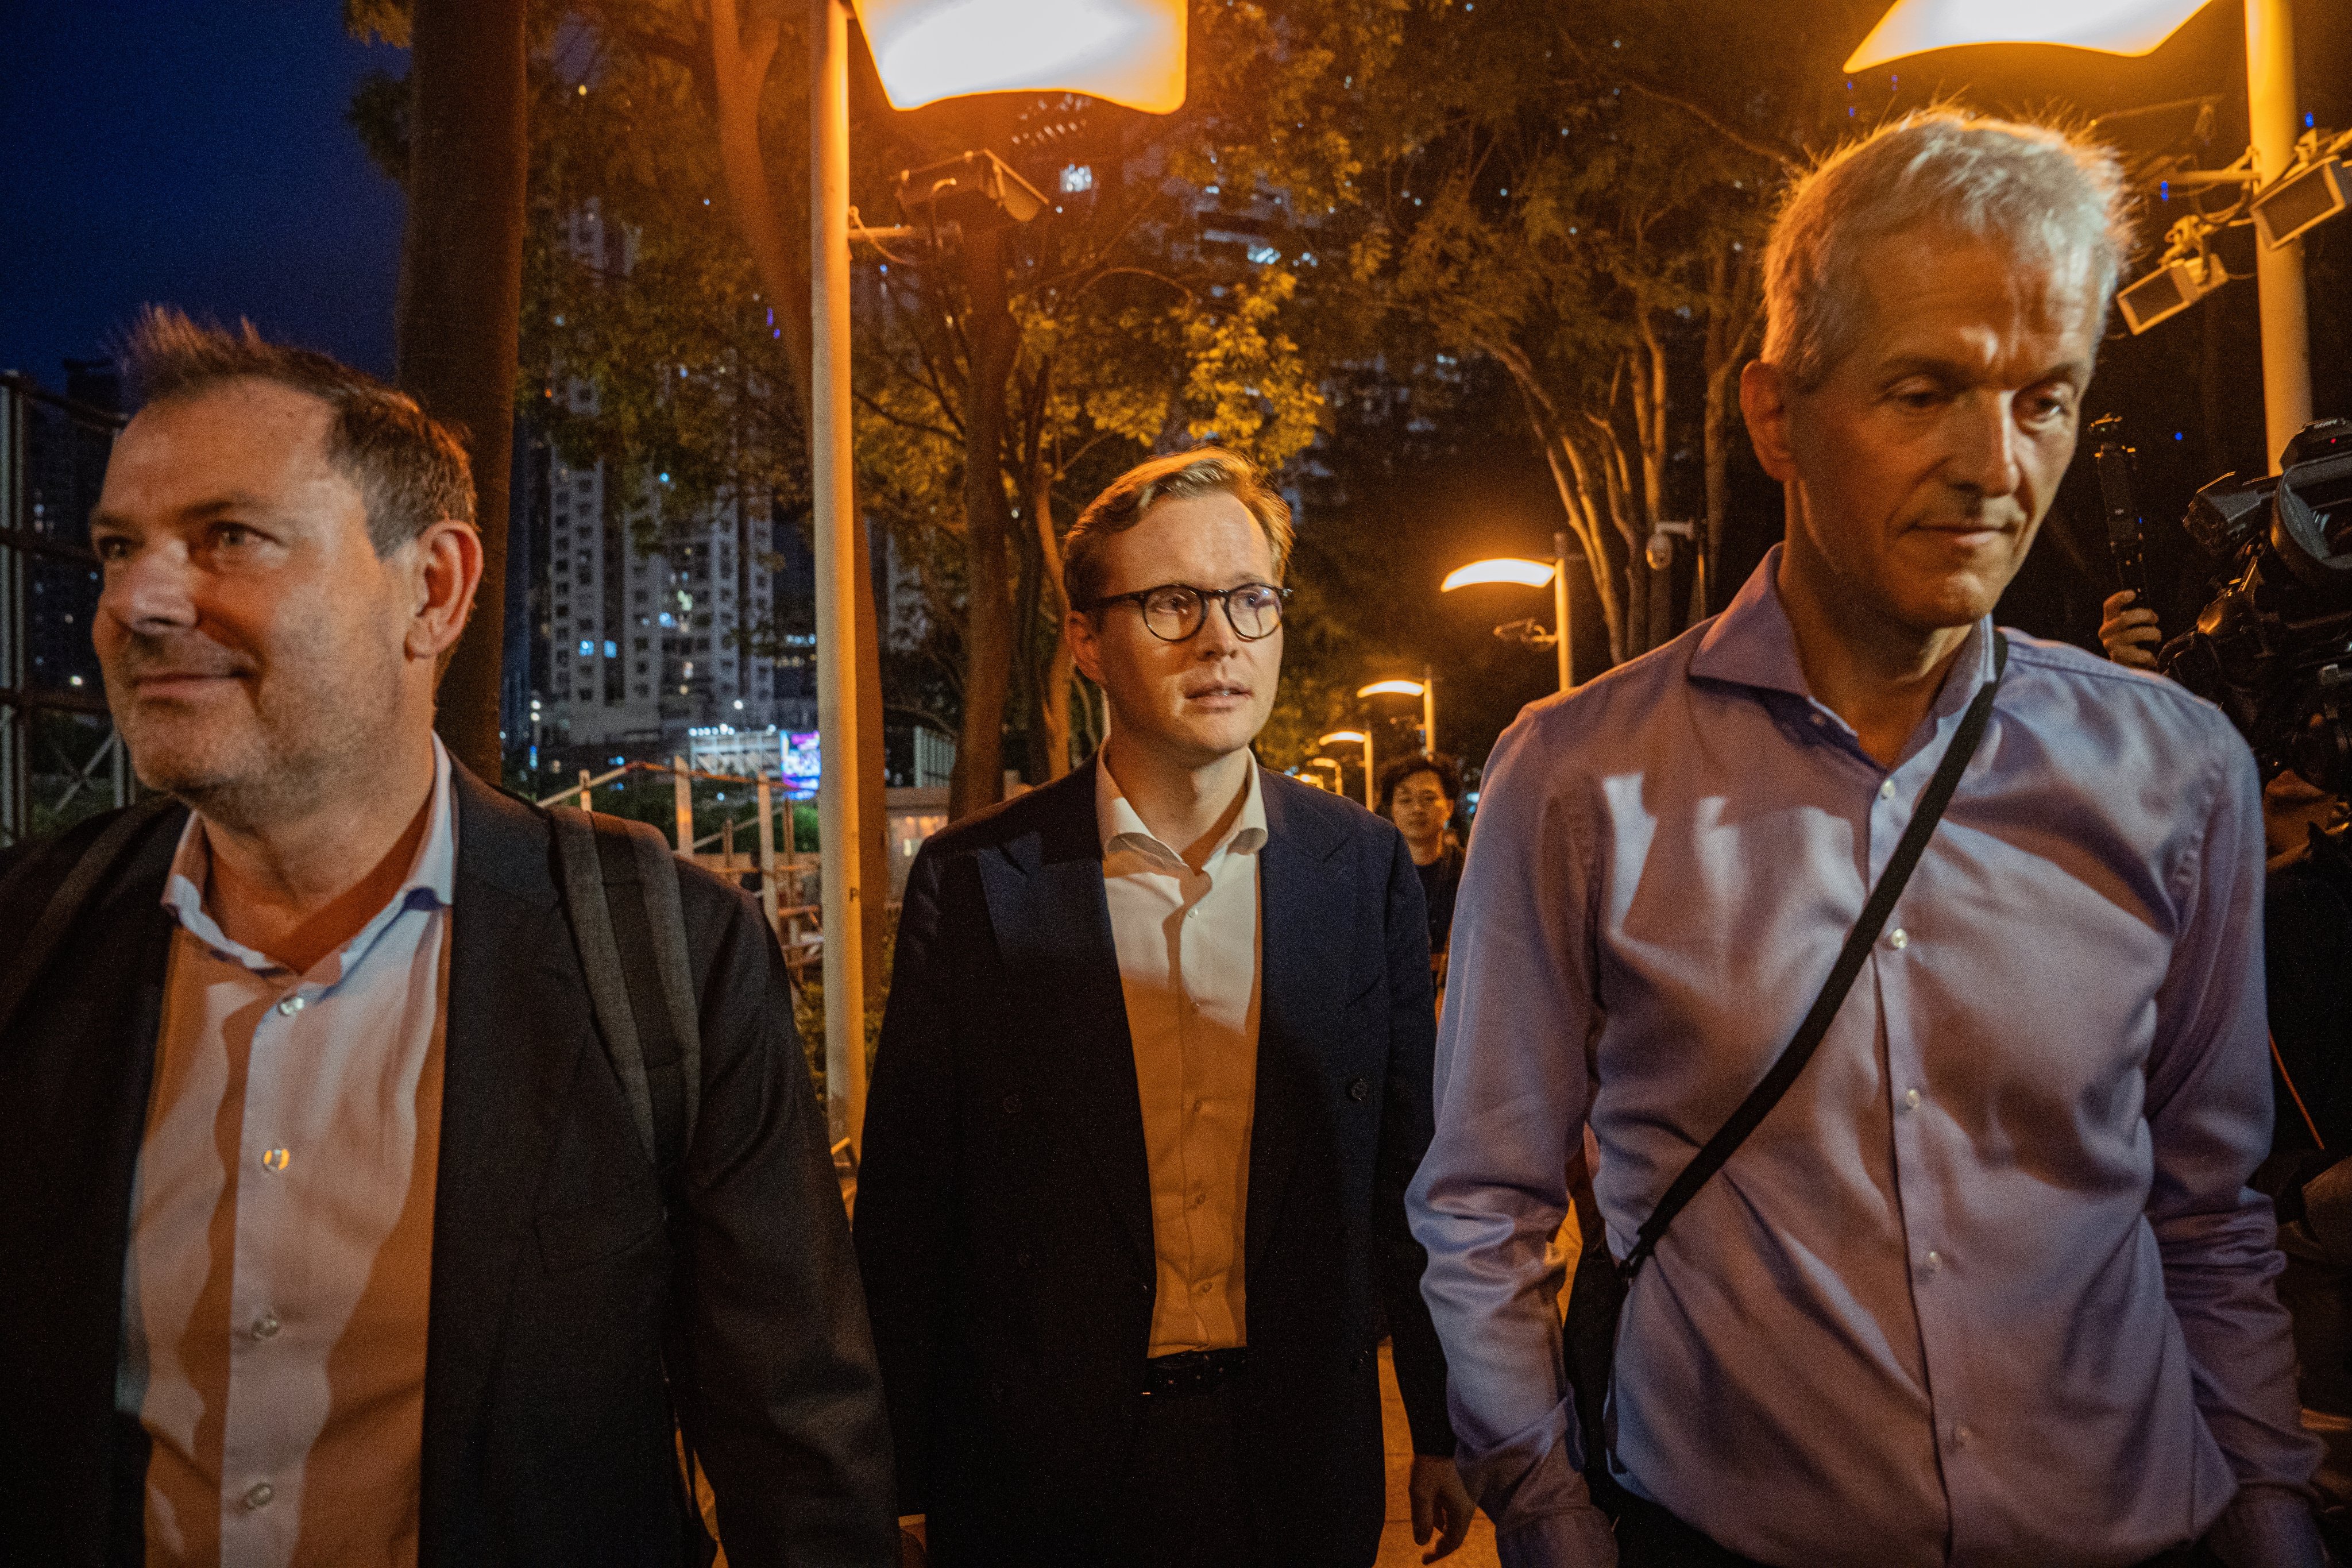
[
  {"left": 547, "top": 806, "right": 702, "bottom": 1180},
  {"left": 1619, "top": 630, "right": 2010, "bottom": 1280},
  {"left": 0, "top": 795, "right": 182, "bottom": 1042}
]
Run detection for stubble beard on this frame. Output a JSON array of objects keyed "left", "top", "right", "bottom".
[{"left": 119, "top": 644, "right": 409, "bottom": 839}]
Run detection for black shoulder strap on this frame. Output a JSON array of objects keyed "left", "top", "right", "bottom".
[
  {"left": 547, "top": 806, "right": 702, "bottom": 1180},
  {"left": 1619, "top": 631, "right": 2009, "bottom": 1281},
  {"left": 0, "top": 796, "right": 181, "bottom": 1042}
]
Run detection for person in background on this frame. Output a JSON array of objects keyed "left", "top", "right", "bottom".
[{"left": 1378, "top": 752, "right": 1466, "bottom": 992}]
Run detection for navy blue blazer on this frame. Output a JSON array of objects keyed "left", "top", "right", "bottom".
[
  {"left": 853, "top": 755, "right": 1453, "bottom": 1566},
  {"left": 0, "top": 769, "right": 897, "bottom": 1568}
]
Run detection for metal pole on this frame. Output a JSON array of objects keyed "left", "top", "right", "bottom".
[
  {"left": 578, "top": 768, "right": 592, "bottom": 813},
  {"left": 1362, "top": 732, "right": 1376, "bottom": 810},
  {"left": 756, "top": 770, "right": 779, "bottom": 933},
  {"left": 672, "top": 754, "right": 694, "bottom": 855},
  {"left": 813, "top": 0, "right": 867, "bottom": 1153},
  {"left": 2246, "top": 0, "right": 2312, "bottom": 473},
  {"left": 1422, "top": 666, "right": 1437, "bottom": 756},
  {"left": 1552, "top": 532, "right": 1575, "bottom": 693}
]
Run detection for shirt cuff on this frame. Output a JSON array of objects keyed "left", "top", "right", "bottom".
[
  {"left": 2206, "top": 1485, "right": 2326, "bottom": 1568},
  {"left": 1494, "top": 1503, "right": 1619, "bottom": 1568}
]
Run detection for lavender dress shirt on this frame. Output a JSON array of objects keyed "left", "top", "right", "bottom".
[{"left": 1408, "top": 551, "right": 2319, "bottom": 1567}]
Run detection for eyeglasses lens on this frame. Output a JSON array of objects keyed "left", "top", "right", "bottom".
[
  {"left": 1229, "top": 586, "right": 1281, "bottom": 639},
  {"left": 1142, "top": 587, "right": 1204, "bottom": 640}
]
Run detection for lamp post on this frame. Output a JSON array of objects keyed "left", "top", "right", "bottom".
[
  {"left": 1442, "top": 532, "right": 1577, "bottom": 693},
  {"left": 1358, "top": 672, "right": 1437, "bottom": 755},
  {"left": 813, "top": 1, "right": 1185, "bottom": 1154},
  {"left": 1845, "top": 0, "right": 2314, "bottom": 473},
  {"left": 1320, "top": 730, "right": 1374, "bottom": 809},
  {"left": 1305, "top": 756, "right": 1344, "bottom": 793}
]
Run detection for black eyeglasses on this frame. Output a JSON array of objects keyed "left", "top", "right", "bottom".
[{"left": 1082, "top": 581, "right": 1291, "bottom": 643}]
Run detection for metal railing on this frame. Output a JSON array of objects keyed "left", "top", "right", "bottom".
[{"left": 1, "top": 372, "right": 133, "bottom": 848}]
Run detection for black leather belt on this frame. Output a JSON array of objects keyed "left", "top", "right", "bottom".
[{"left": 1140, "top": 1347, "right": 1249, "bottom": 1398}]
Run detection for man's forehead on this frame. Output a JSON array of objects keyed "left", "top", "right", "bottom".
[
  {"left": 1851, "top": 226, "right": 2102, "bottom": 368},
  {"left": 1107, "top": 491, "right": 1275, "bottom": 578}
]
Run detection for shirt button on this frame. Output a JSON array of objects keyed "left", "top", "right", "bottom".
[
  {"left": 1952, "top": 1424, "right": 1973, "bottom": 1449},
  {"left": 1879, "top": 779, "right": 1897, "bottom": 801},
  {"left": 251, "top": 1311, "right": 281, "bottom": 1340},
  {"left": 1903, "top": 1088, "right": 1922, "bottom": 1111},
  {"left": 1925, "top": 1249, "right": 1942, "bottom": 1271},
  {"left": 1888, "top": 928, "right": 1909, "bottom": 951},
  {"left": 260, "top": 1147, "right": 290, "bottom": 1173},
  {"left": 1809, "top": 713, "right": 1826, "bottom": 727},
  {"left": 1196, "top": 1280, "right": 1213, "bottom": 1294},
  {"left": 276, "top": 995, "right": 304, "bottom": 1017},
  {"left": 244, "top": 1481, "right": 275, "bottom": 1510}
]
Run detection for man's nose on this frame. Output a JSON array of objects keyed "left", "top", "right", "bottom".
[
  {"left": 1195, "top": 596, "right": 1246, "bottom": 656},
  {"left": 1948, "top": 393, "right": 2023, "bottom": 500},
  {"left": 100, "top": 542, "right": 199, "bottom": 635}
]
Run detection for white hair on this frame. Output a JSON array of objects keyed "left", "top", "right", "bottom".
[{"left": 1761, "top": 109, "right": 2137, "bottom": 390}]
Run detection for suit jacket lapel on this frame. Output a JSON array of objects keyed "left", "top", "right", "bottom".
[
  {"left": 1248, "top": 770, "right": 1354, "bottom": 1276},
  {"left": 420, "top": 770, "right": 594, "bottom": 1550},
  {"left": 976, "top": 758, "right": 1155, "bottom": 1273}
]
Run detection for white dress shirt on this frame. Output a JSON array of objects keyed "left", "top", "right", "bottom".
[
  {"left": 1096, "top": 756, "right": 1266, "bottom": 1357},
  {"left": 118, "top": 739, "right": 455, "bottom": 1568}
]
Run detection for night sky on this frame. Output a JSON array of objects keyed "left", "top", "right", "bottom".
[{"left": 1, "top": 2, "right": 407, "bottom": 391}]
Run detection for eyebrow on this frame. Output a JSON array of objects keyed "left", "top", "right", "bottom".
[
  {"left": 88, "top": 493, "right": 273, "bottom": 533},
  {"left": 1879, "top": 353, "right": 2090, "bottom": 387}
]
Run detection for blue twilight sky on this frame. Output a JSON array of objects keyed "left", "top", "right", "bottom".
[{"left": 1, "top": 2, "right": 408, "bottom": 393}]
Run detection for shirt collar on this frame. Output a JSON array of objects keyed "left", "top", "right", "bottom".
[
  {"left": 1689, "top": 543, "right": 1994, "bottom": 728},
  {"left": 161, "top": 735, "right": 459, "bottom": 977},
  {"left": 1095, "top": 750, "right": 1268, "bottom": 867}
]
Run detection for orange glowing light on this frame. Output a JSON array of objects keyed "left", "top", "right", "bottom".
[
  {"left": 1442, "top": 558, "right": 1557, "bottom": 592},
  {"left": 854, "top": 0, "right": 1187, "bottom": 114},
  {"left": 1844, "top": 0, "right": 2212, "bottom": 72},
  {"left": 1357, "top": 679, "right": 1426, "bottom": 699}
]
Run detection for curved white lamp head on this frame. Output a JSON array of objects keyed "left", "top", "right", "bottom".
[
  {"left": 855, "top": 0, "right": 1188, "bottom": 113},
  {"left": 1844, "top": 0, "right": 2211, "bottom": 72},
  {"left": 1319, "top": 731, "right": 1368, "bottom": 747},
  {"left": 1357, "top": 679, "right": 1426, "bottom": 699},
  {"left": 1442, "top": 557, "right": 1557, "bottom": 592}
]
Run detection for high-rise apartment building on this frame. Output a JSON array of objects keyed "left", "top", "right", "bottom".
[{"left": 532, "top": 204, "right": 815, "bottom": 764}]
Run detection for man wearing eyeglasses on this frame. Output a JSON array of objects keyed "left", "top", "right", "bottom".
[{"left": 855, "top": 447, "right": 1473, "bottom": 1566}]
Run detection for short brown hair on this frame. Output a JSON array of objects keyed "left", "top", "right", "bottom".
[
  {"left": 125, "top": 306, "right": 476, "bottom": 555},
  {"left": 1062, "top": 446, "right": 1294, "bottom": 611}
]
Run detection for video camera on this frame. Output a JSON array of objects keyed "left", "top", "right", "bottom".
[{"left": 2156, "top": 417, "right": 2352, "bottom": 796}]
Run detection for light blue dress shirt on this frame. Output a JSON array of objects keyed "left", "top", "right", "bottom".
[
  {"left": 118, "top": 739, "right": 455, "bottom": 1568},
  {"left": 1408, "top": 550, "right": 2319, "bottom": 1567}
]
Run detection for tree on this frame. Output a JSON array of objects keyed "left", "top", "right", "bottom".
[
  {"left": 1330, "top": 0, "right": 1878, "bottom": 668},
  {"left": 347, "top": 0, "right": 532, "bottom": 779}
]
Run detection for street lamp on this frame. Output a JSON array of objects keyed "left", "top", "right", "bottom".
[
  {"left": 1846, "top": 0, "right": 2318, "bottom": 473},
  {"left": 817, "top": 0, "right": 1187, "bottom": 1154},
  {"left": 1358, "top": 672, "right": 1437, "bottom": 755},
  {"left": 1319, "top": 730, "right": 1374, "bottom": 809},
  {"left": 1442, "top": 533, "right": 1577, "bottom": 693},
  {"left": 1304, "top": 756, "right": 1344, "bottom": 793}
]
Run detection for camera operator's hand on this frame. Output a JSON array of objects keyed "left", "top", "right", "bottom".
[{"left": 2100, "top": 590, "right": 2162, "bottom": 669}]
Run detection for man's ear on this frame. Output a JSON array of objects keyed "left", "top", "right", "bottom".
[
  {"left": 1740, "top": 360, "right": 1799, "bottom": 485},
  {"left": 405, "top": 519, "right": 484, "bottom": 663},
  {"left": 1067, "top": 608, "right": 1105, "bottom": 687}
]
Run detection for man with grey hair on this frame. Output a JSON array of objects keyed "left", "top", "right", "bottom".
[{"left": 1409, "top": 111, "right": 2327, "bottom": 1566}]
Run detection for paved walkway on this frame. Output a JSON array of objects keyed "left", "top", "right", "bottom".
[{"left": 1377, "top": 1345, "right": 1501, "bottom": 1567}]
